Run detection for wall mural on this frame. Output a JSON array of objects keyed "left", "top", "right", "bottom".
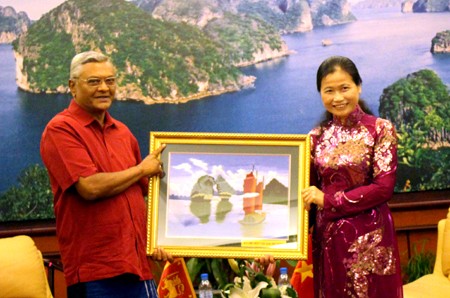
[{"left": 0, "top": 0, "right": 449, "bottom": 221}]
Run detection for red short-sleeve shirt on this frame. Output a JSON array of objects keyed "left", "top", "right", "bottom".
[{"left": 40, "top": 100, "right": 152, "bottom": 286}]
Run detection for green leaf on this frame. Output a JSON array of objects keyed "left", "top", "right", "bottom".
[
  {"left": 254, "top": 272, "right": 270, "bottom": 284},
  {"left": 285, "top": 260, "right": 298, "bottom": 267},
  {"left": 186, "top": 258, "right": 202, "bottom": 283},
  {"left": 286, "top": 287, "right": 298, "bottom": 298},
  {"left": 212, "top": 258, "right": 229, "bottom": 289},
  {"left": 260, "top": 288, "right": 281, "bottom": 298}
]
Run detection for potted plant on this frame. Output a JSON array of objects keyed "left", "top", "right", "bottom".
[
  {"left": 402, "top": 240, "right": 436, "bottom": 284},
  {"left": 187, "top": 258, "right": 297, "bottom": 298}
]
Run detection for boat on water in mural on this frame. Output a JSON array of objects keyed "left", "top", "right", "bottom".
[
  {"left": 188, "top": 168, "right": 267, "bottom": 225},
  {"left": 240, "top": 168, "right": 266, "bottom": 225}
]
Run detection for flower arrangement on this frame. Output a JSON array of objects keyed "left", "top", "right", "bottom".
[{"left": 222, "top": 259, "right": 298, "bottom": 298}]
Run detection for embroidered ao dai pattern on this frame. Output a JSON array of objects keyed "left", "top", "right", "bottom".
[{"left": 309, "top": 105, "right": 403, "bottom": 298}]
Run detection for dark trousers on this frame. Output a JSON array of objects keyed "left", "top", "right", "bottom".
[{"left": 67, "top": 274, "right": 158, "bottom": 298}]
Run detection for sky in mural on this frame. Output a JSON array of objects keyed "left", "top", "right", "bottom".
[
  {"left": 0, "top": 0, "right": 71, "bottom": 20},
  {"left": 0, "top": 0, "right": 366, "bottom": 21}
]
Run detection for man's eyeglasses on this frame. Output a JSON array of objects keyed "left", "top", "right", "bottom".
[{"left": 74, "top": 77, "right": 116, "bottom": 87}]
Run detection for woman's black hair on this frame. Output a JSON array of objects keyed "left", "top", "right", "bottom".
[
  {"left": 315, "top": 56, "right": 373, "bottom": 126},
  {"left": 316, "top": 56, "right": 362, "bottom": 92}
]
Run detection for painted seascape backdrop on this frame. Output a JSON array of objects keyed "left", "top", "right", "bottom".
[{"left": 0, "top": 0, "right": 449, "bottom": 222}]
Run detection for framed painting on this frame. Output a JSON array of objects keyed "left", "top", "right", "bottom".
[{"left": 146, "top": 132, "right": 310, "bottom": 260}]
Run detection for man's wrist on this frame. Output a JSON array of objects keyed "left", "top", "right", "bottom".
[{"left": 134, "top": 164, "right": 144, "bottom": 177}]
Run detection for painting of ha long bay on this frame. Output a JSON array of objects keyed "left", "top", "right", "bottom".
[{"left": 162, "top": 152, "right": 292, "bottom": 243}]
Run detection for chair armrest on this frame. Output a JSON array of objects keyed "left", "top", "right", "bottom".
[{"left": 43, "top": 255, "right": 64, "bottom": 297}]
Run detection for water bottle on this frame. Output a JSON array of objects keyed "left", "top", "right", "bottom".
[
  {"left": 198, "top": 273, "right": 213, "bottom": 298},
  {"left": 277, "top": 267, "right": 291, "bottom": 293}
]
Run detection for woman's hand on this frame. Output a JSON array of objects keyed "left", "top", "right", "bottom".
[
  {"left": 255, "top": 254, "right": 275, "bottom": 266},
  {"left": 302, "top": 186, "right": 324, "bottom": 211}
]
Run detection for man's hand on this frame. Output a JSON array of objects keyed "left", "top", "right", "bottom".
[
  {"left": 137, "top": 144, "right": 166, "bottom": 177},
  {"left": 75, "top": 144, "right": 166, "bottom": 200},
  {"left": 151, "top": 247, "right": 174, "bottom": 263}
]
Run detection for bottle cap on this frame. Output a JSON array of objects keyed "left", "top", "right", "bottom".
[
  {"left": 201, "top": 273, "right": 209, "bottom": 280},
  {"left": 280, "top": 267, "right": 287, "bottom": 274}
]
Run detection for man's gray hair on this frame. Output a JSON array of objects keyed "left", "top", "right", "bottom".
[{"left": 69, "top": 51, "right": 112, "bottom": 79}]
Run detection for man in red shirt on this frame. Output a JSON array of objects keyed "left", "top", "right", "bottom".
[{"left": 40, "top": 51, "right": 172, "bottom": 298}]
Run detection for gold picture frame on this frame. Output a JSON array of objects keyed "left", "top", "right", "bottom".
[{"left": 146, "top": 132, "right": 310, "bottom": 260}]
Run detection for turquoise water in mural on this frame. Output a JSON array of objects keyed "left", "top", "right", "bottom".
[{"left": 0, "top": 8, "right": 449, "bottom": 192}]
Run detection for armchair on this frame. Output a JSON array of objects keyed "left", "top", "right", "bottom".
[
  {"left": 0, "top": 235, "right": 53, "bottom": 298},
  {"left": 403, "top": 207, "right": 450, "bottom": 297}
]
